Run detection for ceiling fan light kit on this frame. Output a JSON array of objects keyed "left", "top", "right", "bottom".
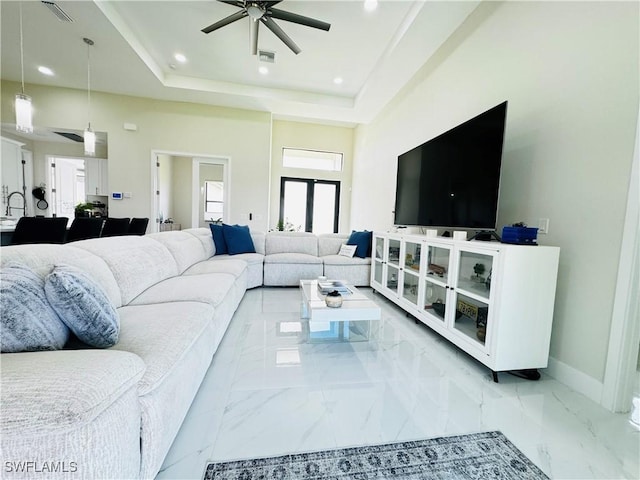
[{"left": 201, "top": 0, "right": 331, "bottom": 55}]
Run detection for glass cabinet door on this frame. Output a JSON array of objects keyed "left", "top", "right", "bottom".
[
  {"left": 372, "top": 235, "right": 385, "bottom": 285},
  {"left": 450, "top": 248, "right": 496, "bottom": 348},
  {"left": 422, "top": 243, "right": 452, "bottom": 323},
  {"left": 400, "top": 240, "right": 422, "bottom": 307}
]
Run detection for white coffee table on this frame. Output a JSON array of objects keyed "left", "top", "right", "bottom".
[{"left": 299, "top": 280, "right": 381, "bottom": 342}]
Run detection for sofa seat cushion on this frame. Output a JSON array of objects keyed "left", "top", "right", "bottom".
[
  {"left": 183, "top": 258, "right": 252, "bottom": 276},
  {"left": 322, "top": 254, "right": 372, "bottom": 266},
  {"left": 112, "top": 302, "right": 214, "bottom": 395},
  {"left": 1, "top": 349, "right": 144, "bottom": 436},
  {"left": 264, "top": 253, "right": 322, "bottom": 265},
  {"left": 128, "top": 273, "right": 237, "bottom": 308}
]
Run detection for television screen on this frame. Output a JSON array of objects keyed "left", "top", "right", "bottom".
[{"left": 394, "top": 101, "right": 507, "bottom": 230}]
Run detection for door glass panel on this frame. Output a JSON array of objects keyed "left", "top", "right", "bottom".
[
  {"left": 387, "top": 264, "right": 399, "bottom": 294},
  {"left": 423, "top": 282, "right": 447, "bottom": 322},
  {"left": 388, "top": 239, "right": 401, "bottom": 265},
  {"left": 426, "top": 245, "right": 450, "bottom": 284},
  {"left": 311, "top": 182, "right": 336, "bottom": 234},
  {"left": 282, "top": 180, "right": 307, "bottom": 230},
  {"left": 402, "top": 270, "right": 419, "bottom": 306},
  {"left": 453, "top": 292, "right": 489, "bottom": 346},
  {"left": 404, "top": 241, "right": 421, "bottom": 273},
  {"left": 374, "top": 237, "right": 385, "bottom": 260},
  {"left": 457, "top": 250, "right": 493, "bottom": 300},
  {"left": 374, "top": 260, "right": 383, "bottom": 284}
]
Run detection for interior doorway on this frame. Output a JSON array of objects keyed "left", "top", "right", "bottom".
[{"left": 151, "top": 150, "right": 229, "bottom": 233}]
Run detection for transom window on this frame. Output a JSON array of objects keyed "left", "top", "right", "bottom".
[{"left": 282, "top": 148, "right": 343, "bottom": 172}]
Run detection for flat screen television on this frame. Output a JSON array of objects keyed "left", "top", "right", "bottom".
[{"left": 394, "top": 101, "right": 507, "bottom": 231}]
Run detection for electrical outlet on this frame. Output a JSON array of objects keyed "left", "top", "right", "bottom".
[{"left": 538, "top": 218, "right": 549, "bottom": 234}]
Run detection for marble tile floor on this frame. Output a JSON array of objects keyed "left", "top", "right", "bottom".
[{"left": 157, "top": 287, "right": 640, "bottom": 479}]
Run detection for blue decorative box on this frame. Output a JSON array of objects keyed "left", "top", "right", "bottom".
[{"left": 501, "top": 226, "right": 538, "bottom": 245}]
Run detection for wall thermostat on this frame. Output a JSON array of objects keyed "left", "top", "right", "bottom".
[{"left": 112, "top": 192, "right": 123, "bottom": 200}]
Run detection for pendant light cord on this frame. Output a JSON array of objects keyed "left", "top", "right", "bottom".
[
  {"left": 86, "top": 39, "right": 91, "bottom": 129},
  {"left": 19, "top": 2, "right": 25, "bottom": 95},
  {"left": 84, "top": 37, "right": 94, "bottom": 129}
]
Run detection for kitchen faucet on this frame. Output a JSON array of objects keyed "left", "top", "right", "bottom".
[{"left": 5, "top": 191, "right": 26, "bottom": 217}]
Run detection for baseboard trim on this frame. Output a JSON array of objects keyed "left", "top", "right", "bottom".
[{"left": 545, "top": 356, "right": 603, "bottom": 404}]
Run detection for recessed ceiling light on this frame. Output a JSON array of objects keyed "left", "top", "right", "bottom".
[
  {"left": 364, "top": 0, "right": 378, "bottom": 12},
  {"left": 38, "top": 66, "right": 54, "bottom": 76},
  {"left": 174, "top": 53, "right": 187, "bottom": 63},
  {"left": 333, "top": 77, "right": 343, "bottom": 85},
  {"left": 259, "top": 66, "right": 269, "bottom": 75}
]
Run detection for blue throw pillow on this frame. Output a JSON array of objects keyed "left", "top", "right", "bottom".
[
  {"left": 0, "top": 264, "right": 70, "bottom": 353},
  {"left": 210, "top": 223, "right": 228, "bottom": 255},
  {"left": 223, "top": 224, "right": 256, "bottom": 255},
  {"left": 347, "top": 230, "right": 373, "bottom": 258},
  {"left": 44, "top": 264, "right": 120, "bottom": 348}
]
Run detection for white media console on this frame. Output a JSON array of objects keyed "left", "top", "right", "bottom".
[{"left": 370, "top": 232, "right": 560, "bottom": 381}]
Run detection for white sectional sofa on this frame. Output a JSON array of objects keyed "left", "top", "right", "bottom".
[{"left": 0, "top": 227, "right": 370, "bottom": 479}]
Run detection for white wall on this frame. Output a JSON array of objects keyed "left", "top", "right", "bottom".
[
  {"left": 351, "top": 2, "right": 639, "bottom": 388},
  {"left": 1, "top": 81, "right": 272, "bottom": 232}
]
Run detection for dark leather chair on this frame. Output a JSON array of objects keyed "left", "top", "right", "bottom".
[
  {"left": 101, "top": 217, "right": 131, "bottom": 237},
  {"left": 127, "top": 217, "right": 149, "bottom": 236},
  {"left": 10, "top": 217, "right": 69, "bottom": 245},
  {"left": 66, "top": 217, "right": 104, "bottom": 242}
]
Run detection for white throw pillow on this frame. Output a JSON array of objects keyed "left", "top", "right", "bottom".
[{"left": 338, "top": 244, "right": 357, "bottom": 257}]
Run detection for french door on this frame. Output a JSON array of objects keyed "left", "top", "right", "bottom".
[{"left": 279, "top": 177, "right": 340, "bottom": 233}]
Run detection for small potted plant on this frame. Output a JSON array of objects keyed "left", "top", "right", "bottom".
[
  {"left": 74, "top": 202, "right": 94, "bottom": 218},
  {"left": 472, "top": 263, "right": 486, "bottom": 283}
]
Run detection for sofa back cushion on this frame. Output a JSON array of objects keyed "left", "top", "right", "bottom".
[
  {"left": 147, "top": 231, "right": 209, "bottom": 273},
  {"left": 318, "top": 233, "right": 350, "bottom": 257},
  {"left": 73, "top": 236, "right": 179, "bottom": 305},
  {"left": 183, "top": 228, "right": 215, "bottom": 258},
  {"left": 0, "top": 244, "right": 122, "bottom": 307},
  {"left": 266, "top": 232, "right": 318, "bottom": 256},
  {"left": 250, "top": 231, "right": 266, "bottom": 255}
]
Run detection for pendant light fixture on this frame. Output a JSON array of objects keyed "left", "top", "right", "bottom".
[
  {"left": 15, "top": 2, "right": 33, "bottom": 134},
  {"left": 83, "top": 37, "right": 96, "bottom": 157}
]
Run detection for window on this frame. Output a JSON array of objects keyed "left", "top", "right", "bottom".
[
  {"left": 204, "top": 180, "right": 224, "bottom": 221},
  {"left": 279, "top": 177, "right": 340, "bottom": 233},
  {"left": 282, "top": 148, "right": 343, "bottom": 172}
]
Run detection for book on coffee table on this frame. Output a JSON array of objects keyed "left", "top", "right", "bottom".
[{"left": 317, "top": 280, "right": 352, "bottom": 295}]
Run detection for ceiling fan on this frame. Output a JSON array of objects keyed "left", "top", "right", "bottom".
[{"left": 201, "top": 1, "right": 331, "bottom": 55}]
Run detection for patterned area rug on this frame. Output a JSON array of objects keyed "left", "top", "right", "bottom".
[{"left": 203, "top": 431, "right": 548, "bottom": 479}]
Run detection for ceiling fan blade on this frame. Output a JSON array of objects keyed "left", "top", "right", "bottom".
[
  {"left": 264, "top": 1, "right": 283, "bottom": 7},
  {"left": 268, "top": 8, "right": 330, "bottom": 31},
  {"left": 250, "top": 19, "right": 259, "bottom": 55},
  {"left": 261, "top": 16, "right": 301, "bottom": 54},
  {"left": 201, "top": 10, "right": 248, "bottom": 34}
]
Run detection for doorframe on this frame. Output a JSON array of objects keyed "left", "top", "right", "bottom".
[
  {"left": 601, "top": 105, "right": 640, "bottom": 412},
  {"left": 150, "top": 150, "right": 230, "bottom": 233}
]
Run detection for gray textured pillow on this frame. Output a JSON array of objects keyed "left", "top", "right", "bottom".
[
  {"left": 0, "top": 264, "right": 70, "bottom": 353},
  {"left": 44, "top": 264, "right": 120, "bottom": 348}
]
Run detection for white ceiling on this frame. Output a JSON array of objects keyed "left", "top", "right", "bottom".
[{"left": 0, "top": 1, "right": 480, "bottom": 128}]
